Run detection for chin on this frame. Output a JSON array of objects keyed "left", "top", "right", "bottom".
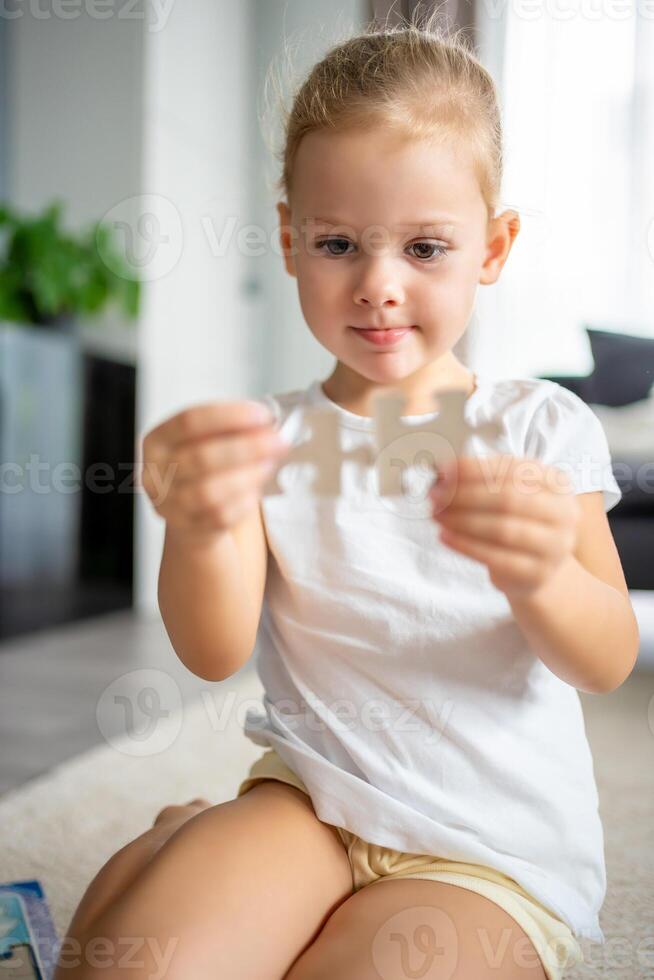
[{"left": 361, "top": 359, "right": 419, "bottom": 382}]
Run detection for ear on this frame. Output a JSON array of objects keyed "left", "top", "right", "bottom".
[
  {"left": 277, "top": 201, "right": 297, "bottom": 278},
  {"left": 478, "top": 209, "right": 520, "bottom": 286}
]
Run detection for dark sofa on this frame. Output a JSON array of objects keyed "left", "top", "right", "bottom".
[{"left": 538, "top": 328, "right": 654, "bottom": 590}]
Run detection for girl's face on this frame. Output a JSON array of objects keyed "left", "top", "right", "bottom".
[{"left": 277, "top": 127, "right": 519, "bottom": 401}]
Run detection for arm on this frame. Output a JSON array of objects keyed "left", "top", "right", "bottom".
[
  {"left": 507, "top": 552, "right": 640, "bottom": 694},
  {"left": 432, "top": 457, "right": 640, "bottom": 695},
  {"left": 158, "top": 505, "right": 268, "bottom": 682}
]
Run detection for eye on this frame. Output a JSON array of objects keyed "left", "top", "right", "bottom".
[
  {"left": 314, "top": 237, "right": 352, "bottom": 257},
  {"left": 409, "top": 241, "right": 449, "bottom": 261},
  {"left": 313, "top": 238, "right": 448, "bottom": 261}
]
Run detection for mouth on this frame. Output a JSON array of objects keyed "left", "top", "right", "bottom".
[{"left": 350, "top": 326, "right": 415, "bottom": 347}]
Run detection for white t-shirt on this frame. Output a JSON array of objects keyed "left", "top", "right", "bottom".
[{"left": 243, "top": 374, "right": 623, "bottom": 943}]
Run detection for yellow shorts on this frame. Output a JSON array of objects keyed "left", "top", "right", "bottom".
[{"left": 237, "top": 748, "right": 584, "bottom": 980}]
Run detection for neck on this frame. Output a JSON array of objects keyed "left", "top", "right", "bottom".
[{"left": 322, "top": 357, "right": 477, "bottom": 418}]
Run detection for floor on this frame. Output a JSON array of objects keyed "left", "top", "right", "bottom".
[
  {"left": 0, "top": 601, "right": 653, "bottom": 799},
  {"left": 0, "top": 608, "right": 256, "bottom": 798}
]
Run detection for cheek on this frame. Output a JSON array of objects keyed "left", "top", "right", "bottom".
[
  {"left": 297, "top": 268, "right": 326, "bottom": 304},
  {"left": 419, "top": 264, "right": 477, "bottom": 309},
  {"left": 413, "top": 277, "right": 456, "bottom": 312},
  {"left": 295, "top": 266, "right": 341, "bottom": 337},
  {"left": 298, "top": 258, "right": 329, "bottom": 288},
  {"left": 297, "top": 259, "right": 344, "bottom": 310}
]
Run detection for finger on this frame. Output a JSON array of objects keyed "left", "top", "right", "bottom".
[
  {"left": 172, "top": 400, "right": 276, "bottom": 445},
  {"left": 439, "top": 454, "right": 516, "bottom": 488},
  {"left": 438, "top": 525, "right": 540, "bottom": 582},
  {"left": 444, "top": 454, "right": 544, "bottom": 484},
  {"left": 150, "top": 457, "right": 271, "bottom": 522},
  {"left": 173, "top": 459, "right": 278, "bottom": 523},
  {"left": 448, "top": 457, "right": 576, "bottom": 506},
  {"left": 144, "top": 400, "right": 275, "bottom": 465},
  {"left": 430, "top": 482, "right": 565, "bottom": 527},
  {"left": 172, "top": 427, "right": 288, "bottom": 485},
  {"left": 434, "top": 508, "right": 564, "bottom": 559}
]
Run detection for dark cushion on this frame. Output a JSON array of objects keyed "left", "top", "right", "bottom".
[
  {"left": 535, "top": 374, "right": 596, "bottom": 401},
  {"left": 607, "top": 515, "right": 654, "bottom": 589},
  {"left": 585, "top": 327, "right": 654, "bottom": 406},
  {"left": 610, "top": 456, "right": 654, "bottom": 516}
]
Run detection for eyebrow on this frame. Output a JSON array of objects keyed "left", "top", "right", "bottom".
[{"left": 307, "top": 215, "right": 462, "bottom": 228}]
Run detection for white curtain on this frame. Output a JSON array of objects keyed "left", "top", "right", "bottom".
[{"left": 471, "top": 6, "right": 654, "bottom": 381}]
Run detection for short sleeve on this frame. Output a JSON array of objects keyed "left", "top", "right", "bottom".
[{"left": 524, "top": 384, "right": 623, "bottom": 513}]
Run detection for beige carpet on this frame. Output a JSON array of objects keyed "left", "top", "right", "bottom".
[{"left": 0, "top": 665, "right": 652, "bottom": 979}]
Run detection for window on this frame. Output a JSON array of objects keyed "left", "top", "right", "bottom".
[{"left": 473, "top": 8, "right": 653, "bottom": 376}]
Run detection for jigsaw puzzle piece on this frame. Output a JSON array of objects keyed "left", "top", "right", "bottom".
[
  {"left": 372, "top": 387, "right": 464, "bottom": 495},
  {"left": 371, "top": 387, "right": 503, "bottom": 496},
  {"left": 262, "top": 386, "right": 503, "bottom": 498},
  {"left": 262, "top": 406, "right": 373, "bottom": 496}
]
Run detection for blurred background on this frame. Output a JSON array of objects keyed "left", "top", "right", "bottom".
[
  {"left": 0, "top": 5, "right": 652, "bottom": 969},
  {"left": 0, "top": 0, "right": 652, "bottom": 797}
]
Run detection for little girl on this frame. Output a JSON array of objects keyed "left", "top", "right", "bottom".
[{"left": 56, "top": 14, "right": 637, "bottom": 980}]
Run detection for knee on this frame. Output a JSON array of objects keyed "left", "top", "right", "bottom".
[{"left": 152, "top": 798, "right": 213, "bottom": 828}]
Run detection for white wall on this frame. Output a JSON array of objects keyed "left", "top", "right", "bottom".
[{"left": 134, "top": 0, "right": 256, "bottom": 613}]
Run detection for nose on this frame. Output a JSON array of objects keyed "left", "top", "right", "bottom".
[{"left": 353, "top": 257, "right": 405, "bottom": 308}]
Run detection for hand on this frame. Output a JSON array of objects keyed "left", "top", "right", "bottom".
[
  {"left": 429, "top": 455, "right": 581, "bottom": 601},
  {"left": 138, "top": 399, "right": 290, "bottom": 540}
]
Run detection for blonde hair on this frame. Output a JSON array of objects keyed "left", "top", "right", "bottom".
[{"left": 264, "top": 3, "right": 504, "bottom": 224}]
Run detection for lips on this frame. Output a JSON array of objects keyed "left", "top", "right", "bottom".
[{"left": 352, "top": 326, "right": 414, "bottom": 347}]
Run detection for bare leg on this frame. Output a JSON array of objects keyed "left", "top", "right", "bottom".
[
  {"left": 63, "top": 798, "right": 213, "bottom": 940},
  {"left": 53, "top": 781, "right": 353, "bottom": 980}
]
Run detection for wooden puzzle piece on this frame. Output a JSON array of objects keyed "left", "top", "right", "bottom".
[
  {"left": 372, "top": 388, "right": 501, "bottom": 495},
  {"left": 262, "top": 408, "right": 373, "bottom": 496},
  {"left": 262, "top": 386, "right": 502, "bottom": 497}
]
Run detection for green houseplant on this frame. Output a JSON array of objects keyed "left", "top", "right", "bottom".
[
  {"left": 0, "top": 198, "right": 140, "bottom": 327},
  {"left": 0, "top": 200, "right": 140, "bottom": 622}
]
